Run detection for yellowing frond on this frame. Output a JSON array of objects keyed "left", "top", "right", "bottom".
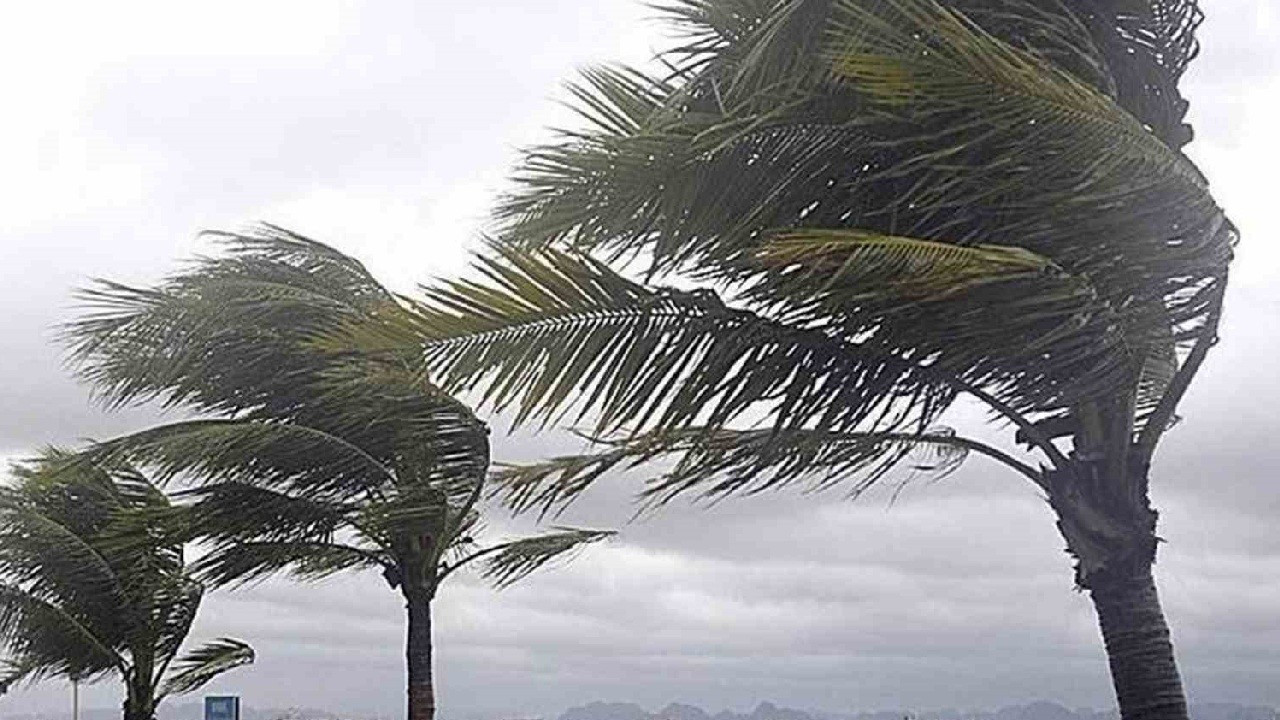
[{"left": 758, "top": 228, "right": 1060, "bottom": 301}]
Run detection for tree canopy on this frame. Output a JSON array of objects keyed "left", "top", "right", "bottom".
[{"left": 0, "top": 450, "right": 253, "bottom": 710}]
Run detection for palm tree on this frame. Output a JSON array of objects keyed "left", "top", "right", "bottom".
[
  {"left": 63, "top": 229, "right": 613, "bottom": 720},
  {"left": 0, "top": 450, "right": 254, "bottom": 720},
  {"left": 326, "top": 1, "right": 1236, "bottom": 718}
]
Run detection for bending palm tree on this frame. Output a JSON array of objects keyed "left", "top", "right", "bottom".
[
  {"left": 64, "top": 230, "right": 612, "bottom": 720},
  {"left": 331, "top": 1, "right": 1234, "bottom": 718},
  {"left": 0, "top": 450, "right": 253, "bottom": 720}
]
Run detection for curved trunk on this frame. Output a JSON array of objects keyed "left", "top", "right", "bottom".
[
  {"left": 1089, "top": 570, "right": 1188, "bottom": 720},
  {"left": 405, "top": 587, "right": 436, "bottom": 720},
  {"left": 1046, "top": 460, "right": 1189, "bottom": 720}
]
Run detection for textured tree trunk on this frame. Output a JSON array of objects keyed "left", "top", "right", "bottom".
[
  {"left": 405, "top": 587, "right": 436, "bottom": 720},
  {"left": 122, "top": 690, "right": 155, "bottom": 720},
  {"left": 1089, "top": 569, "right": 1188, "bottom": 720},
  {"left": 1045, "top": 458, "right": 1189, "bottom": 720}
]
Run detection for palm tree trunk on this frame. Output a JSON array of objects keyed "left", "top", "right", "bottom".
[
  {"left": 122, "top": 690, "right": 155, "bottom": 720},
  {"left": 1088, "top": 569, "right": 1188, "bottom": 720},
  {"left": 405, "top": 587, "right": 436, "bottom": 720}
]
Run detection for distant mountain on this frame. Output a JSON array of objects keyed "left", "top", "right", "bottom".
[
  {"left": 556, "top": 700, "right": 1277, "bottom": 720},
  {"left": 560, "top": 703, "right": 652, "bottom": 720}
]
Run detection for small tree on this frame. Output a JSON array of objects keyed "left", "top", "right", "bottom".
[
  {"left": 0, "top": 450, "right": 254, "bottom": 720},
  {"left": 65, "top": 229, "right": 613, "bottom": 720}
]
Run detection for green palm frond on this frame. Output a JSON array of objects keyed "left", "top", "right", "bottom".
[
  {"left": 564, "top": 64, "right": 676, "bottom": 137},
  {"left": 493, "top": 0, "right": 1231, "bottom": 442},
  {"left": 1088, "top": 0, "right": 1204, "bottom": 147},
  {"left": 356, "top": 484, "right": 454, "bottom": 542},
  {"left": 476, "top": 528, "right": 615, "bottom": 589},
  {"left": 331, "top": 245, "right": 952, "bottom": 436},
  {"left": 494, "top": 425, "right": 994, "bottom": 518},
  {"left": 824, "top": 0, "right": 1205, "bottom": 194},
  {"left": 0, "top": 657, "right": 41, "bottom": 695},
  {"left": 0, "top": 584, "right": 123, "bottom": 681},
  {"left": 178, "top": 482, "right": 355, "bottom": 545},
  {"left": 0, "top": 450, "right": 216, "bottom": 695},
  {"left": 151, "top": 578, "right": 205, "bottom": 671},
  {"left": 157, "top": 638, "right": 254, "bottom": 697},
  {"left": 190, "top": 541, "right": 387, "bottom": 588},
  {"left": 751, "top": 227, "right": 1135, "bottom": 399},
  {"left": 64, "top": 225, "right": 395, "bottom": 416},
  {"left": 0, "top": 461, "right": 134, "bottom": 639},
  {"left": 90, "top": 419, "right": 396, "bottom": 501}
]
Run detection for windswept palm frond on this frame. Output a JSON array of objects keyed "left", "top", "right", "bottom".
[
  {"left": 151, "top": 578, "right": 205, "bottom": 672},
  {"left": 177, "top": 482, "right": 355, "bottom": 545},
  {"left": 157, "top": 638, "right": 255, "bottom": 697},
  {"left": 330, "top": 245, "right": 953, "bottom": 436},
  {"left": 493, "top": 425, "right": 993, "bottom": 518},
  {"left": 495, "top": 0, "right": 1231, "bottom": 443},
  {"left": 823, "top": 0, "right": 1208, "bottom": 201},
  {"left": 89, "top": 419, "right": 397, "bottom": 502},
  {"left": 757, "top": 229, "right": 1062, "bottom": 298},
  {"left": 0, "top": 657, "right": 41, "bottom": 695},
  {"left": 1081, "top": 0, "right": 1204, "bottom": 148},
  {"left": 563, "top": 64, "right": 677, "bottom": 137},
  {"left": 0, "top": 584, "right": 122, "bottom": 682},
  {"left": 63, "top": 226, "right": 394, "bottom": 417},
  {"left": 0, "top": 492, "right": 125, "bottom": 623},
  {"left": 477, "top": 528, "right": 615, "bottom": 589},
  {"left": 189, "top": 541, "right": 387, "bottom": 588},
  {"left": 0, "top": 450, "right": 253, "bottom": 705}
]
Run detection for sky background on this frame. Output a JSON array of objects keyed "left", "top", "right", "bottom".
[{"left": 2, "top": 1, "right": 1277, "bottom": 717}]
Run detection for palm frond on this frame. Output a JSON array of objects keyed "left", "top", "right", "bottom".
[
  {"left": 753, "top": 228, "right": 1077, "bottom": 310},
  {"left": 177, "top": 482, "right": 355, "bottom": 546},
  {"left": 63, "top": 225, "right": 394, "bottom": 416},
  {"left": 157, "top": 638, "right": 254, "bottom": 697},
  {"left": 0, "top": 657, "right": 41, "bottom": 695},
  {"left": 476, "top": 528, "right": 615, "bottom": 589},
  {"left": 0, "top": 584, "right": 123, "bottom": 680},
  {"left": 0, "top": 466, "right": 130, "bottom": 636},
  {"left": 824, "top": 0, "right": 1201, "bottom": 190},
  {"left": 0, "top": 450, "right": 206, "bottom": 692},
  {"left": 1081, "top": 0, "right": 1204, "bottom": 147},
  {"left": 494, "top": 426, "right": 981, "bottom": 517},
  {"left": 331, "top": 245, "right": 953, "bottom": 436},
  {"left": 189, "top": 541, "right": 387, "bottom": 588},
  {"left": 89, "top": 419, "right": 396, "bottom": 501},
  {"left": 151, "top": 577, "right": 205, "bottom": 672}
]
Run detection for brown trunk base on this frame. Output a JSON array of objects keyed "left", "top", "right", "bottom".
[{"left": 1089, "top": 570, "right": 1188, "bottom": 720}]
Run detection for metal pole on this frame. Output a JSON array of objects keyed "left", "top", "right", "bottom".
[{"left": 72, "top": 679, "right": 79, "bottom": 720}]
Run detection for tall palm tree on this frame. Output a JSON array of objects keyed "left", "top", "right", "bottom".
[
  {"left": 63, "top": 229, "right": 613, "bottom": 720},
  {"left": 329, "top": 1, "right": 1235, "bottom": 718},
  {"left": 0, "top": 450, "right": 254, "bottom": 720}
]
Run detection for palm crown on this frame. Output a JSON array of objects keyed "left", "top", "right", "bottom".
[
  {"left": 323, "top": 2, "right": 1233, "bottom": 717},
  {"left": 64, "top": 228, "right": 613, "bottom": 720},
  {"left": 0, "top": 451, "right": 253, "bottom": 713},
  {"left": 338, "top": 0, "right": 1233, "bottom": 549}
]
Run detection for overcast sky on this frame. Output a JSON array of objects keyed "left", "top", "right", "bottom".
[{"left": 2, "top": 2, "right": 1278, "bottom": 717}]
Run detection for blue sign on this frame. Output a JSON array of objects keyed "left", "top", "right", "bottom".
[{"left": 205, "top": 696, "right": 241, "bottom": 720}]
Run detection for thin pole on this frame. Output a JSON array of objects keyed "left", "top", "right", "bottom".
[{"left": 72, "top": 679, "right": 79, "bottom": 720}]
